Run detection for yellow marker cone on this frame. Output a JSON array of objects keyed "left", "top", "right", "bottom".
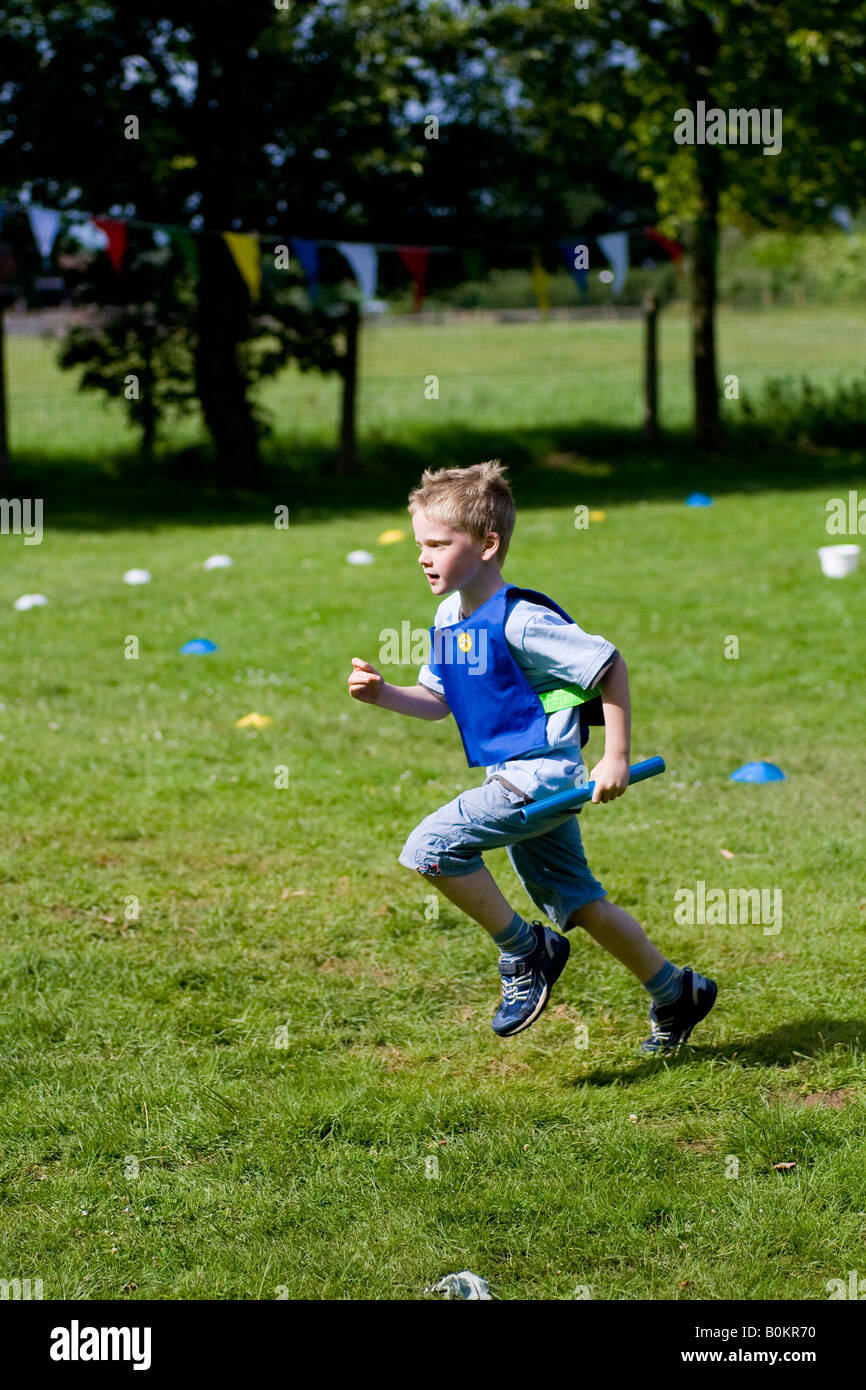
[
  {"left": 235, "top": 712, "right": 274, "bottom": 729},
  {"left": 589, "top": 510, "right": 606, "bottom": 522},
  {"left": 377, "top": 528, "right": 406, "bottom": 545}
]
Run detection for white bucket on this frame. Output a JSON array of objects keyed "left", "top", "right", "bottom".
[{"left": 818, "top": 544, "right": 860, "bottom": 578}]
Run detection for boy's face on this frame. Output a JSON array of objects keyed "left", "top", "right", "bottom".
[{"left": 412, "top": 507, "right": 499, "bottom": 596}]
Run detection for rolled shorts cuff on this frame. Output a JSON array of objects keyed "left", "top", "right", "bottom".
[
  {"left": 558, "top": 887, "right": 608, "bottom": 927},
  {"left": 397, "top": 845, "right": 484, "bottom": 877}
]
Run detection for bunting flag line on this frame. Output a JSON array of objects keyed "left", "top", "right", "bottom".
[
  {"left": 397, "top": 246, "right": 430, "bottom": 311},
  {"left": 0, "top": 194, "right": 856, "bottom": 285},
  {"left": 10, "top": 195, "right": 853, "bottom": 311},
  {"left": 92, "top": 217, "right": 128, "bottom": 273},
  {"left": 557, "top": 238, "right": 589, "bottom": 294},
  {"left": 596, "top": 230, "right": 629, "bottom": 295},
  {"left": 644, "top": 226, "right": 684, "bottom": 265},
  {"left": 291, "top": 238, "right": 320, "bottom": 303},
  {"left": 530, "top": 251, "right": 551, "bottom": 314},
  {"left": 27, "top": 207, "right": 62, "bottom": 267},
  {"left": 336, "top": 241, "right": 378, "bottom": 301},
  {"left": 171, "top": 228, "right": 198, "bottom": 272},
  {"left": 460, "top": 249, "right": 483, "bottom": 282},
  {"left": 66, "top": 218, "right": 109, "bottom": 253},
  {"left": 829, "top": 205, "right": 852, "bottom": 235},
  {"left": 223, "top": 231, "right": 262, "bottom": 301},
  {"left": 0, "top": 241, "right": 17, "bottom": 285}
]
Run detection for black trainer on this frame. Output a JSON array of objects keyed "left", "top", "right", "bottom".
[
  {"left": 491, "top": 922, "right": 570, "bottom": 1037},
  {"left": 640, "top": 967, "right": 717, "bottom": 1055}
]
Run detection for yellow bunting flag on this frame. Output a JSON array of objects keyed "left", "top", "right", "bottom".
[
  {"left": 530, "top": 252, "right": 551, "bottom": 315},
  {"left": 223, "top": 232, "right": 262, "bottom": 302}
]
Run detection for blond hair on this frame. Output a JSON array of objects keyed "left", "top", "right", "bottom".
[{"left": 407, "top": 459, "right": 515, "bottom": 564}]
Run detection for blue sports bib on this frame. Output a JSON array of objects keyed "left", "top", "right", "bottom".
[{"left": 427, "top": 584, "right": 604, "bottom": 768}]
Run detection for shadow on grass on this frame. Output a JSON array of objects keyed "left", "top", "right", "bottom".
[
  {"left": 7, "top": 421, "right": 864, "bottom": 532},
  {"left": 572, "top": 1016, "right": 866, "bottom": 1087}
]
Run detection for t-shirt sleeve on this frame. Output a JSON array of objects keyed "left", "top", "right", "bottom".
[
  {"left": 512, "top": 604, "right": 617, "bottom": 690},
  {"left": 417, "top": 661, "right": 445, "bottom": 697},
  {"left": 417, "top": 594, "right": 456, "bottom": 697}
]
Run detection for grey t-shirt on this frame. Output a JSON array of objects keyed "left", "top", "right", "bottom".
[{"left": 417, "top": 591, "right": 617, "bottom": 799}]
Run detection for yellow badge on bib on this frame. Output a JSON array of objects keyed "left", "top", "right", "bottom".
[{"left": 457, "top": 631, "right": 472, "bottom": 652}]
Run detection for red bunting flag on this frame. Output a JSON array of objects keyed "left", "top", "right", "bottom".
[
  {"left": 643, "top": 226, "right": 684, "bottom": 266},
  {"left": 92, "top": 217, "right": 128, "bottom": 273},
  {"left": 397, "top": 246, "right": 430, "bottom": 310}
]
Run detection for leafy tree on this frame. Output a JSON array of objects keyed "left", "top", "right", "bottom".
[
  {"left": 57, "top": 242, "right": 198, "bottom": 460},
  {"left": 484, "top": 0, "right": 866, "bottom": 448},
  {"left": 0, "top": 2, "right": 470, "bottom": 480},
  {"left": 8, "top": 0, "right": 857, "bottom": 469}
]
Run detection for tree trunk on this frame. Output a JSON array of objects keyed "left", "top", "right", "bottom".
[
  {"left": 195, "top": 236, "right": 261, "bottom": 485},
  {"left": 140, "top": 324, "right": 158, "bottom": 462},
  {"left": 686, "top": 10, "right": 723, "bottom": 453},
  {"left": 337, "top": 300, "right": 360, "bottom": 475},
  {"left": 191, "top": 20, "right": 263, "bottom": 488},
  {"left": 140, "top": 405, "right": 157, "bottom": 463},
  {"left": 643, "top": 289, "right": 659, "bottom": 444},
  {"left": 691, "top": 154, "right": 722, "bottom": 452},
  {"left": 0, "top": 306, "right": 8, "bottom": 487}
]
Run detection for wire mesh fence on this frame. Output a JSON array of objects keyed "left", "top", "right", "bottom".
[{"left": 4, "top": 299, "right": 865, "bottom": 464}]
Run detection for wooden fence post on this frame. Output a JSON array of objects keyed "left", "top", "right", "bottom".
[
  {"left": 0, "top": 303, "right": 9, "bottom": 488},
  {"left": 643, "top": 289, "right": 659, "bottom": 445}
]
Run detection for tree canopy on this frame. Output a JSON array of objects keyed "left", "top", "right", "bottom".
[{"left": 1, "top": 0, "right": 862, "bottom": 467}]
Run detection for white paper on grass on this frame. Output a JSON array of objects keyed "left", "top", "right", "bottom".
[{"left": 426, "top": 1272, "right": 492, "bottom": 1300}]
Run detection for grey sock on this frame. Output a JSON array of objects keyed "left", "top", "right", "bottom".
[{"left": 491, "top": 910, "right": 536, "bottom": 958}]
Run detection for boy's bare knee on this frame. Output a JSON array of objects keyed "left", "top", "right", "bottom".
[{"left": 568, "top": 897, "right": 609, "bottom": 930}]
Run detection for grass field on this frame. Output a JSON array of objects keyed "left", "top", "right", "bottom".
[{"left": 1, "top": 310, "right": 866, "bottom": 1300}]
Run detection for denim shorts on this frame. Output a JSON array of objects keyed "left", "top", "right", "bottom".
[{"left": 398, "top": 773, "right": 607, "bottom": 931}]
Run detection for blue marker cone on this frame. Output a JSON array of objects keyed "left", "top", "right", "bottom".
[
  {"left": 686, "top": 492, "right": 713, "bottom": 507},
  {"left": 730, "top": 761, "right": 785, "bottom": 783},
  {"left": 180, "top": 638, "right": 218, "bottom": 655}
]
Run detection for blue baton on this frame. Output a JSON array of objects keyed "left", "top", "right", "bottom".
[{"left": 518, "top": 755, "right": 666, "bottom": 824}]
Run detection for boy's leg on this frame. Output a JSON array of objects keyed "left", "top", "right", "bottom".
[
  {"left": 502, "top": 808, "right": 666, "bottom": 978},
  {"left": 566, "top": 898, "right": 666, "bottom": 983},
  {"left": 567, "top": 899, "right": 717, "bottom": 1053},
  {"left": 419, "top": 864, "right": 517, "bottom": 938},
  {"left": 505, "top": 813, "right": 717, "bottom": 1050},
  {"left": 398, "top": 779, "right": 573, "bottom": 1035},
  {"left": 400, "top": 780, "right": 716, "bottom": 1047}
]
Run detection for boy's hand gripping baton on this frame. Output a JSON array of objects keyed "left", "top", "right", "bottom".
[{"left": 517, "top": 755, "right": 666, "bottom": 824}]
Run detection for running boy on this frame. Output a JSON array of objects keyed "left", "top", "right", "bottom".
[{"left": 347, "top": 461, "right": 717, "bottom": 1051}]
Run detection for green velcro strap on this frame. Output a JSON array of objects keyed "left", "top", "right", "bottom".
[{"left": 538, "top": 682, "right": 597, "bottom": 714}]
